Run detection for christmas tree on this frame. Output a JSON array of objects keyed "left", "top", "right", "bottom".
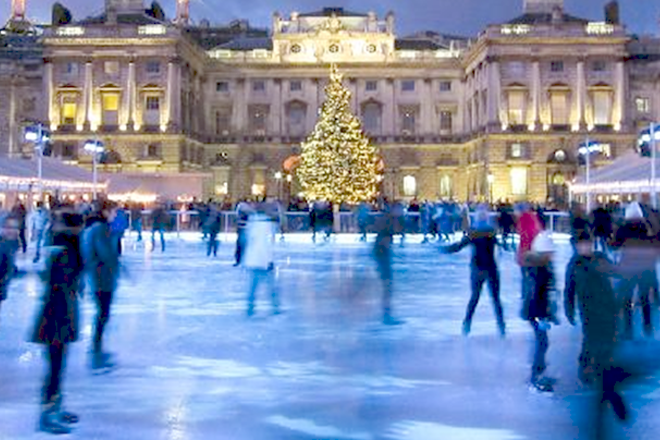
[{"left": 297, "top": 65, "right": 380, "bottom": 204}]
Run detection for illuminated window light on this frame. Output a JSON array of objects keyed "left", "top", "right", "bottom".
[
  {"left": 50, "top": 123, "right": 58, "bottom": 131},
  {"left": 138, "top": 25, "right": 166, "bottom": 35},
  {"left": 501, "top": 123, "right": 508, "bottom": 131},
  {"left": 119, "top": 124, "right": 127, "bottom": 131},
  {"left": 160, "top": 124, "right": 167, "bottom": 132},
  {"left": 56, "top": 27, "right": 84, "bottom": 36},
  {"left": 543, "top": 124, "right": 550, "bottom": 131},
  {"left": 527, "top": 123, "right": 536, "bottom": 131},
  {"left": 586, "top": 22, "right": 614, "bottom": 35},
  {"left": 571, "top": 124, "right": 580, "bottom": 132},
  {"left": 76, "top": 124, "right": 83, "bottom": 131}
]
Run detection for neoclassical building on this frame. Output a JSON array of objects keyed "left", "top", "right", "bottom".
[{"left": 1, "top": 0, "right": 659, "bottom": 205}]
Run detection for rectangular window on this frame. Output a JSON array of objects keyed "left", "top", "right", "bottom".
[
  {"left": 510, "top": 167, "right": 528, "bottom": 195},
  {"left": 550, "top": 92, "right": 569, "bottom": 125},
  {"left": 65, "top": 62, "right": 78, "bottom": 75},
  {"left": 592, "top": 60, "right": 607, "bottom": 72},
  {"left": 365, "top": 80, "right": 378, "bottom": 92},
  {"left": 216, "top": 81, "right": 229, "bottom": 92},
  {"left": 439, "top": 111, "right": 453, "bottom": 133},
  {"left": 62, "top": 144, "right": 76, "bottom": 159},
  {"left": 439, "top": 81, "right": 452, "bottom": 92},
  {"left": 636, "top": 97, "right": 650, "bottom": 113},
  {"left": 401, "top": 80, "right": 415, "bottom": 92},
  {"left": 215, "top": 109, "right": 231, "bottom": 135},
  {"left": 507, "top": 90, "right": 526, "bottom": 125},
  {"left": 593, "top": 91, "right": 612, "bottom": 125},
  {"left": 510, "top": 142, "right": 524, "bottom": 159},
  {"left": 103, "top": 93, "right": 120, "bottom": 111},
  {"left": 248, "top": 105, "right": 269, "bottom": 133},
  {"left": 146, "top": 61, "right": 160, "bottom": 73},
  {"left": 508, "top": 61, "right": 526, "bottom": 76},
  {"left": 252, "top": 80, "right": 266, "bottom": 92},
  {"left": 104, "top": 61, "right": 119, "bottom": 75},
  {"left": 146, "top": 144, "right": 161, "bottom": 157},
  {"left": 61, "top": 100, "right": 77, "bottom": 125},
  {"left": 400, "top": 107, "right": 417, "bottom": 133},
  {"left": 289, "top": 80, "right": 302, "bottom": 92},
  {"left": 145, "top": 96, "right": 160, "bottom": 111},
  {"left": 550, "top": 61, "right": 564, "bottom": 72}
]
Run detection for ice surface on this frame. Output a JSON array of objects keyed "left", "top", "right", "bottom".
[{"left": 0, "top": 232, "right": 658, "bottom": 439}]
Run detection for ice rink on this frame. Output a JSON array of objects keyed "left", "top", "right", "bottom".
[{"left": 0, "top": 232, "right": 659, "bottom": 439}]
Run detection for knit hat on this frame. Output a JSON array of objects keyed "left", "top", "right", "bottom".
[
  {"left": 625, "top": 202, "right": 644, "bottom": 220},
  {"left": 532, "top": 231, "right": 555, "bottom": 254}
]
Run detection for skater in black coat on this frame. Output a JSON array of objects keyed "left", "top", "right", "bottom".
[{"left": 31, "top": 210, "right": 84, "bottom": 434}]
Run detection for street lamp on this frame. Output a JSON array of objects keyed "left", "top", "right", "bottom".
[
  {"left": 24, "top": 123, "right": 51, "bottom": 202},
  {"left": 487, "top": 173, "right": 494, "bottom": 204},
  {"left": 578, "top": 137, "right": 599, "bottom": 212},
  {"left": 637, "top": 123, "right": 659, "bottom": 209},
  {"left": 274, "top": 171, "right": 283, "bottom": 200},
  {"left": 84, "top": 139, "right": 105, "bottom": 200}
]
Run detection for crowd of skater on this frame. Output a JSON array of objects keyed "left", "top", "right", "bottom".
[{"left": 0, "top": 194, "right": 658, "bottom": 436}]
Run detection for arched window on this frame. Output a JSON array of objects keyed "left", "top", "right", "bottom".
[
  {"left": 403, "top": 175, "right": 416, "bottom": 197},
  {"left": 362, "top": 101, "right": 382, "bottom": 134}
]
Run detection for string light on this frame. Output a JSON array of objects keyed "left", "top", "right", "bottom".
[{"left": 297, "top": 64, "right": 381, "bottom": 204}]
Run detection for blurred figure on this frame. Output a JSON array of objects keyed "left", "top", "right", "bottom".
[
  {"left": 373, "top": 205, "right": 402, "bottom": 325},
  {"left": 30, "top": 201, "right": 50, "bottom": 263},
  {"left": 356, "top": 202, "right": 371, "bottom": 242},
  {"left": 442, "top": 204, "right": 505, "bottom": 337},
  {"left": 31, "top": 209, "right": 84, "bottom": 434},
  {"left": 611, "top": 201, "right": 658, "bottom": 339},
  {"left": 516, "top": 203, "right": 543, "bottom": 306},
  {"left": 391, "top": 201, "right": 406, "bottom": 247},
  {"left": 521, "top": 230, "right": 557, "bottom": 393},
  {"left": 129, "top": 204, "right": 143, "bottom": 242},
  {"left": 150, "top": 203, "right": 168, "bottom": 253},
  {"left": 235, "top": 199, "right": 251, "bottom": 266},
  {"left": 0, "top": 216, "right": 19, "bottom": 321},
  {"left": 497, "top": 203, "right": 516, "bottom": 251},
  {"left": 205, "top": 204, "right": 222, "bottom": 257},
  {"left": 11, "top": 201, "right": 27, "bottom": 254},
  {"left": 243, "top": 204, "right": 279, "bottom": 317},
  {"left": 81, "top": 200, "right": 120, "bottom": 372},
  {"left": 591, "top": 203, "right": 613, "bottom": 253},
  {"left": 110, "top": 205, "right": 129, "bottom": 255}
]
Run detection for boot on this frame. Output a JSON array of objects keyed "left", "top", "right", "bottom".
[
  {"left": 54, "top": 394, "right": 79, "bottom": 424},
  {"left": 91, "top": 351, "right": 116, "bottom": 374},
  {"left": 38, "top": 403, "right": 72, "bottom": 434}
]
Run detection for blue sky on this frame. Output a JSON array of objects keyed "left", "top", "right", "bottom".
[{"left": 3, "top": 0, "right": 658, "bottom": 37}]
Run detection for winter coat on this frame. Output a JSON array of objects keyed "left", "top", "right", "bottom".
[
  {"left": 81, "top": 219, "right": 120, "bottom": 293},
  {"left": 31, "top": 233, "right": 83, "bottom": 344},
  {"left": 612, "top": 220, "right": 659, "bottom": 275},
  {"left": 242, "top": 214, "right": 275, "bottom": 270},
  {"left": 111, "top": 209, "right": 129, "bottom": 234},
  {"left": 516, "top": 212, "right": 542, "bottom": 265},
  {"left": 443, "top": 228, "right": 498, "bottom": 271},
  {"left": 564, "top": 253, "right": 617, "bottom": 348},
  {"left": 591, "top": 208, "right": 613, "bottom": 239},
  {"left": 0, "top": 239, "right": 15, "bottom": 301},
  {"left": 204, "top": 211, "right": 222, "bottom": 235},
  {"left": 151, "top": 208, "right": 169, "bottom": 230},
  {"left": 521, "top": 264, "right": 555, "bottom": 321}
]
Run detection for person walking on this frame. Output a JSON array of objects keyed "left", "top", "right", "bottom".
[
  {"left": 521, "top": 230, "right": 558, "bottom": 393},
  {"left": 205, "top": 204, "right": 222, "bottom": 257},
  {"left": 11, "top": 201, "right": 28, "bottom": 254},
  {"left": 30, "top": 201, "right": 50, "bottom": 263},
  {"left": 235, "top": 200, "right": 251, "bottom": 265},
  {"left": 516, "top": 203, "right": 543, "bottom": 304},
  {"left": 31, "top": 209, "right": 84, "bottom": 434},
  {"left": 243, "top": 203, "right": 280, "bottom": 317},
  {"left": 373, "top": 204, "right": 402, "bottom": 325},
  {"left": 441, "top": 205, "right": 505, "bottom": 337},
  {"left": 0, "top": 216, "right": 19, "bottom": 322},
  {"left": 81, "top": 200, "right": 120, "bottom": 372},
  {"left": 129, "top": 204, "right": 143, "bottom": 242},
  {"left": 591, "top": 204, "right": 613, "bottom": 253},
  {"left": 110, "top": 205, "right": 129, "bottom": 256}
]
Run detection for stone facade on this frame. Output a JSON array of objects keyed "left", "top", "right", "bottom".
[{"left": 1, "top": 0, "right": 658, "bottom": 205}]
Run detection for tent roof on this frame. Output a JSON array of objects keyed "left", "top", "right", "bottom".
[
  {"left": 105, "top": 173, "right": 210, "bottom": 200},
  {"left": 0, "top": 157, "right": 99, "bottom": 192},
  {"left": 571, "top": 153, "right": 660, "bottom": 194}
]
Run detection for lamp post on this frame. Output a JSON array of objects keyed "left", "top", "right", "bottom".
[
  {"left": 638, "top": 123, "right": 659, "bottom": 209},
  {"left": 578, "top": 137, "right": 592, "bottom": 212},
  {"left": 487, "top": 173, "right": 494, "bottom": 205},
  {"left": 24, "top": 123, "right": 50, "bottom": 202},
  {"left": 84, "top": 139, "right": 105, "bottom": 200}
]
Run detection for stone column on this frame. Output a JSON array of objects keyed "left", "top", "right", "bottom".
[
  {"left": 613, "top": 60, "right": 625, "bottom": 130},
  {"left": 273, "top": 79, "right": 282, "bottom": 135},
  {"left": 126, "top": 60, "right": 136, "bottom": 129},
  {"left": 421, "top": 78, "right": 433, "bottom": 135},
  {"left": 45, "top": 61, "right": 55, "bottom": 128},
  {"left": 8, "top": 78, "right": 16, "bottom": 156},
  {"left": 456, "top": 78, "right": 465, "bottom": 135},
  {"left": 166, "top": 61, "right": 177, "bottom": 131},
  {"left": 575, "top": 59, "right": 586, "bottom": 129},
  {"left": 83, "top": 61, "right": 93, "bottom": 130},
  {"left": 487, "top": 60, "right": 501, "bottom": 130},
  {"left": 531, "top": 60, "right": 541, "bottom": 129}
]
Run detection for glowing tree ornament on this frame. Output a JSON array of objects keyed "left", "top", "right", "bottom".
[{"left": 297, "top": 64, "right": 380, "bottom": 204}]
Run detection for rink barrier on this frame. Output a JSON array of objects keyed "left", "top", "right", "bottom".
[{"left": 125, "top": 210, "right": 573, "bottom": 237}]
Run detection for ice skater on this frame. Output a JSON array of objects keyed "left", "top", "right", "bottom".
[
  {"left": 0, "top": 216, "right": 19, "bottom": 323},
  {"left": 30, "top": 201, "right": 50, "bottom": 263},
  {"left": 441, "top": 204, "right": 505, "bottom": 337},
  {"left": 31, "top": 209, "right": 84, "bottom": 434},
  {"left": 204, "top": 204, "right": 222, "bottom": 257},
  {"left": 243, "top": 203, "right": 280, "bottom": 317},
  {"left": 521, "top": 230, "right": 558, "bottom": 393},
  {"left": 373, "top": 204, "right": 402, "bottom": 325},
  {"left": 81, "top": 200, "right": 120, "bottom": 372}
]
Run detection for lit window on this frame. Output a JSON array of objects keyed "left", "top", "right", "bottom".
[
  {"left": 550, "top": 92, "right": 569, "bottom": 125},
  {"left": 550, "top": 61, "right": 564, "bottom": 72},
  {"left": 439, "top": 81, "right": 452, "bottom": 92},
  {"left": 146, "top": 61, "right": 160, "bottom": 73},
  {"left": 145, "top": 96, "right": 160, "bottom": 111},
  {"left": 102, "top": 93, "right": 119, "bottom": 111},
  {"left": 507, "top": 90, "right": 526, "bottom": 125},
  {"left": 252, "top": 80, "right": 266, "bottom": 92},
  {"left": 104, "top": 61, "right": 119, "bottom": 75},
  {"left": 403, "top": 175, "right": 417, "bottom": 197},
  {"left": 61, "top": 99, "right": 77, "bottom": 125},
  {"left": 401, "top": 80, "right": 415, "bottom": 92},
  {"left": 290, "top": 80, "right": 302, "bottom": 92},
  {"left": 510, "top": 167, "right": 528, "bottom": 195},
  {"left": 216, "top": 81, "right": 229, "bottom": 92},
  {"left": 439, "top": 111, "right": 452, "bottom": 133},
  {"left": 636, "top": 97, "right": 650, "bottom": 113},
  {"left": 251, "top": 184, "right": 265, "bottom": 196},
  {"left": 439, "top": 175, "right": 452, "bottom": 198},
  {"left": 510, "top": 143, "right": 523, "bottom": 158},
  {"left": 593, "top": 90, "right": 612, "bottom": 125},
  {"left": 365, "top": 81, "right": 378, "bottom": 92}
]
